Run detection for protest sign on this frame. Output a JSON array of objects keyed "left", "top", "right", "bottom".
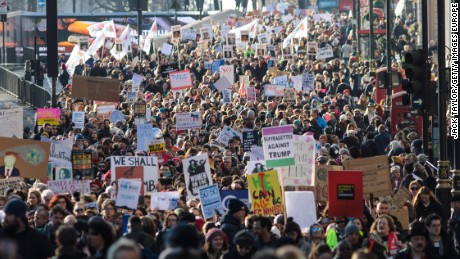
[
  {"left": 169, "top": 70, "right": 193, "bottom": 90},
  {"left": 342, "top": 155, "right": 393, "bottom": 198},
  {"left": 110, "top": 156, "right": 159, "bottom": 195},
  {"left": 313, "top": 164, "right": 343, "bottom": 203},
  {"left": 316, "top": 46, "right": 334, "bottom": 59},
  {"left": 250, "top": 145, "right": 265, "bottom": 161},
  {"left": 96, "top": 103, "right": 117, "bottom": 116},
  {"left": 72, "top": 111, "right": 85, "bottom": 129},
  {"left": 150, "top": 192, "right": 180, "bottom": 210},
  {"left": 212, "top": 59, "right": 225, "bottom": 74},
  {"left": 220, "top": 65, "right": 234, "bottom": 85},
  {"left": 390, "top": 208, "right": 410, "bottom": 230},
  {"left": 285, "top": 191, "right": 317, "bottom": 230},
  {"left": 306, "top": 41, "right": 318, "bottom": 55},
  {"left": 246, "top": 160, "right": 268, "bottom": 175},
  {"left": 302, "top": 72, "right": 315, "bottom": 92},
  {"left": 291, "top": 75, "right": 303, "bottom": 91},
  {"left": 199, "top": 184, "right": 224, "bottom": 219},
  {"left": 227, "top": 32, "right": 236, "bottom": 46},
  {"left": 264, "top": 84, "right": 285, "bottom": 96},
  {"left": 37, "top": 108, "right": 60, "bottom": 125},
  {"left": 391, "top": 186, "right": 412, "bottom": 209},
  {"left": 281, "top": 135, "right": 315, "bottom": 186},
  {"left": 328, "top": 171, "right": 364, "bottom": 218},
  {"left": 0, "top": 137, "right": 51, "bottom": 179},
  {"left": 171, "top": 25, "right": 181, "bottom": 41},
  {"left": 161, "top": 43, "right": 173, "bottom": 55},
  {"left": 72, "top": 153, "right": 92, "bottom": 180},
  {"left": 137, "top": 124, "right": 155, "bottom": 152},
  {"left": 221, "top": 25, "right": 230, "bottom": 38},
  {"left": 54, "top": 167, "right": 73, "bottom": 180},
  {"left": 132, "top": 73, "right": 143, "bottom": 90},
  {"left": 222, "top": 89, "right": 232, "bottom": 103},
  {"left": 221, "top": 190, "right": 251, "bottom": 211},
  {"left": 181, "top": 28, "right": 197, "bottom": 41},
  {"left": 243, "top": 130, "right": 259, "bottom": 151},
  {"left": 217, "top": 126, "right": 242, "bottom": 146},
  {"left": 72, "top": 75, "right": 120, "bottom": 102},
  {"left": 183, "top": 154, "right": 212, "bottom": 199},
  {"left": 247, "top": 170, "right": 284, "bottom": 215},
  {"left": 273, "top": 75, "right": 288, "bottom": 86},
  {"left": 213, "top": 77, "right": 232, "bottom": 93},
  {"left": 48, "top": 179, "right": 91, "bottom": 194},
  {"left": 160, "top": 64, "right": 179, "bottom": 77},
  {"left": 116, "top": 178, "right": 142, "bottom": 209},
  {"left": 127, "top": 92, "right": 137, "bottom": 104},
  {"left": 176, "top": 112, "right": 202, "bottom": 131},
  {"left": 284, "top": 88, "right": 296, "bottom": 104},
  {"left": 262, "top": 125, "right": 294, "bottom": 167},
  {"left": 49, "top": 142, "right": 72, "bottom": 167},
  {"left": 200, "top": 27, "right": 213, "bottom": 41},
  {"left": 0, "top": 107, "right": 23, "bottom": 138},
  {"left": 110, "top": 110, "right": 124, "bottom": 123},
  {"left": 223, "top": 45, "right": 233, "bottom": 60},
  {"left": 246, "top": 87, "right": 256, "bottom": 102},
  {"left": 0, "top": 177, "right": 23, "bottom": 195}
]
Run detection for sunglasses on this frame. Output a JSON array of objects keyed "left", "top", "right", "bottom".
[
  {"left": 411, "top": 187, "right": 420, "bottom": 191},
  {"left": 311, "top": 227, "right": 322, "bottom": 232}
]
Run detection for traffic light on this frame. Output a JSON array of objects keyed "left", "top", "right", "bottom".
[{"left": 403, "top": 49, "right": 427, "bottom": 110}]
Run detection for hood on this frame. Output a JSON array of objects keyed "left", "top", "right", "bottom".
[{"left": 220, "top": 213, "right": 240, "bottom": 226}]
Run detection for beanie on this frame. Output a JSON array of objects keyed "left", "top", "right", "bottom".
[
  {"left": 4, "top": 198, "right": 28, "bottom": 218},
  {"left": 344, "top": 222, "right": 360, "bottom": 237},
  {"left": 227, "top": 198, "right": 247, "bottom": 215},
  {"left": 205, "top": 228, "right": 225, "bottom": 243}
]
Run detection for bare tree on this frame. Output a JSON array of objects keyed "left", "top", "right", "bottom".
[{"left": 91, "top": 0, "right": 131, "bottom": 12}]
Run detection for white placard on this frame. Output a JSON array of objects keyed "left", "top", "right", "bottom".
[
  {"left": 316, "top": 46, "right": 334, "bottom": 59},
  {"left": 150, "top": 191, "right": 180, "bottom": 210},
  {"left": 72, "top": 111, "right": 85, "bottom": 129},
  {"left": 0, "top": 107, "right": 23, "bottom": 139},
  {"left": 169, "top": 70, "right": 193, "bottom": 90},
  {"left": 161, "top": 43, "right": 173, "bottom": 55},
  {"left": 110, "top": 156, "right": 159, "bottom": 195},
  {"left": 285, "top": 191, "right": 317, "bottom": 231},
  {"left": 264, "top": 84, "right": 285, "bottom": 96},
  {"left": 116, "top": 178, "right": 142, "bottom": 209},
  {"left": 183, "top": 154, "right": 212, "bottom": 199},
  {"left": 176, "top": 112, "right": 202, "bottom": 131},
  {"left": 217, "top": 126, "right": 242, "bottom": 146},
  {"left": 48, "top": 179, "right": 91, "bottom": 195},
  {"left": 219, "top": 65, "right": 234, "bottom": 85}
]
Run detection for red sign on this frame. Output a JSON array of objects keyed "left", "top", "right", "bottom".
[{"left": 328, "top": 171, "right": 363, "bottom": 218}]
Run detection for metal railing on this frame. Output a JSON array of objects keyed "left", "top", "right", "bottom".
[{"left": 0, "top": 66, "right": 51, "bottom": 108}]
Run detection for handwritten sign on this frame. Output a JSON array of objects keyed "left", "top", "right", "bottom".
[
  {"left": 316, "top": 46, "right": 334, "bottom": 59},
  {"left": 0, "top": 107, "right": 23, "bottom": 138},
  {"left": 199, "top": 184, "right": 223, "bottom": 219},
  {"left": 49, "top": 142, "right": 72, "bottom": 167},
  {"left": 37, "top": 108, "right": 60, "bottom": 125},
  {"left": 116, "top": 178, "right": 142, "bottom": 209},
  {"left": 247, "top": 170, "right": 284, "bottom": 215},
  {"left": 313, "top": 165, "right": 343, "bottom": 203},
  {"left": 110, "top": 156, "right": 159, "bottom": 195},
  {"left": 150, "top": 192, "right": 180, "bottom": 210},
  {"left": 264, "top": 84, "right": 285, "bottom": 96},
  {"left": 0, "top": 177, "right": 23, "bottom": 195},
  {"left": 262, "top": 125, "right": 295, "bottom": 167},
  {"left": 48, "top": 179, "right": 91, "bottom": 194},
  {"left": 72, "top": 111, "right": 85, "bottom": 129},
  {"left": 217, "top": 126, "right": 242, "bottom": 146},
  {"left": 391, "top": 186, "right": 412, "bottom": 208},
  {"left": 169, "top": 70, "right": 193, "bottom": 90},
  {"left": 176, "top": 112, "right": 202, "bottom": 131},
  {"left": 281, "top": 135, "right": 315, "bottom": 186}
]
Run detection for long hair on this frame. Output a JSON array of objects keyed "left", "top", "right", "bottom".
[
  {"left": 49, "top": 194, "right": 73, "bottom": 212},
  {"left": 368, "top": 215, "right": 396, "bottom": 235},
  {"left": 412, "top": 186, "right": 441, "bottom": 206}
]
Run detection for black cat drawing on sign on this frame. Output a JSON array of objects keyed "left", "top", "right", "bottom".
[{"left": 187, "top": 159, "right": 209, "bottom": 196}]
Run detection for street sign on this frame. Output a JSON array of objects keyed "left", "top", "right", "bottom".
[
  {"left": 411, "top": 95, "right": 423, "bottom": 110},
  {"left": 38, "top": 0, "right": 46, "bottom": 8}
]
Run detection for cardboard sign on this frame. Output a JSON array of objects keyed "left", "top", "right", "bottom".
[
  {"left": 0, "top": 137, "right": 51, "bottom": 179},
  {"left": 328, "top": 171, "right": 364, "bottom": 218},
  {"left": 391, "top": 186, "right": 412, "bottom": 208},
  {"left": 176, "top": 112, "right": 202, "bottom": 131},
  {"left": 110, "top": 156, "right": 159, "bottom": 195},
  {"left": 220, "top": 65, "right": 234, "bottom": 85},
  {"left": 342, "top": 156, "right": 393, "bottom": 198},
  {"left": 48, "top": 179, "right": 91, "bottom": 195},
  {"left": 0, "top": 177, "right": 23, "bottom": 195},
  {"left": 262, "top": 125, "right": 295, "bottom": 168},
  {"left": 116, "top": 178, "right": 142, "bottom": 209},
  {"left": 148, "top": 142, "right": 165, "bottom": 154},
  {"left": 285, "top": 191, "right": 317, "bottom": 230},
  {"left": 217, "top": 126, "right": 242, "bottom": 146},
  {"left": 281, "top": 135, "right": 315, "bottom": 186},
  {"left": 199, "top": 184, "right": 224, "bottom": 219},
  {"left": 72, "top": 153, "right": 92, "bottom": 180},
  {"left": 0, "top": 107, "right": 23, "bottom": 138},
  {"left": 150, "top": 191, "right": 180, "bottom": 210},
  {"left": 182, "top": 154, "right": 212, "bottom": 199},
  {"left": 247, "top": 170, "right": 284, "bottom": 215},
  {"left": 313, "top": 165, "right": 343, "bottom": 203},
  {"left": 316, "top": 46, "right": 334, "bottom": 59},
  {"left": 390, "top": 208, "right": 410, "bottom": 230},
  {"left": 169, "top": 70, "right": 193, "bottom": 90},
  {"left": 37, "top": 108, "right": 60, "bottom": 125},
  {"left": 264, "top": 84, "right": 285, "bottom": 96},
  {"left": 72, "top": 75, "right": 120, "bottom": 102},
  {"left": 220, "top": 190, "right": 251, "bottom": 211},
  {"left": 243, "top": 130, "right": 259, "bottom": 152},
  {"left": 72, "top": 111, "right": 85, "bottom": 129}
]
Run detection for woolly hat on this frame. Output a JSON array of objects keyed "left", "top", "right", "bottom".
[
  {"left": 227, "top": 198, "right": 248, "bottom": 215},
  {"left": 233, "top": 229, "right": 255, "bottom": 246},
  {"left": 205, "top": 228, "right": 225, "bottom": 243},
  {"left": 344, "top": 222, "right": 360, "bottom": 237},
  {"left": 4, "top": 198, "right": 28, "bottom": 218}
]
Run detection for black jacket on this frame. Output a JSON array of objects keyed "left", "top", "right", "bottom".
[
  {"left": 395, "top": 246, "right": 433, "bottom": 259},
  {"left": 219, "top": 213, "right": 243, "bottom": 244}
]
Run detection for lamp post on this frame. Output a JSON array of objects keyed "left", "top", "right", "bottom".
[{"left": 1, "top": 14, "right": 6, "bottom": 64}]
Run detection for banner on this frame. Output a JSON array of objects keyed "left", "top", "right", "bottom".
[
  {"left": 72, "top": 111, "right": 85, "bottom": 129},
  {"left": 264, "top": 84, "right": 285, "bottom": 96},
  {"left": 221, "top": 190, "right": 251, "bottom": 211},
  {"left": 316, "top": 46, "right": 334, "bottom": 59},
  {"left": 199, "top": 184, "right": 224, "bottom": 219},
  {"left": 116, "top": 178, "right": 142, "bottom": 209},
  {"left": 150, "top": 192, "right": 180, "bottom": 210},
  {"left": 281, "top": 134, "right": 315, "bottom": 186},
  {"left": 72, "top": 153, "right": 92, "bottom": 180},
  {"left": 285, "top": 191, "right": 317, "bottom": 230},
  {"left": 219, "top": 65, "right": 234, "bottom": 85},
  {"left": 0, "top": 177, "right": 22, "bottom": 195},
  {"left": 49, "top": 142, "right": 72, "bottom": 167},
  {"left": 217, "top": 126, "right": 242, "bottom": 146},
  {"left": 48, "top": 179, "right": 91, "bottom": 195},
  {"left": 176, "top": 112, "right": 202, "bottom": 131},
  {"left": 110, "top": 156, "right": 159, "bottom": 195},
  {"left": 0, "top": 107, "right": 23, "bottom": 138},
  {"left": 313, "top": 164, "right": 343, "bottom": 203},
  {"left": 328, "top": 171, "right": 364, "bottom": 218},
  {"left": 247, "top": 170, "right": 284, "bottom": 215},
  {"left": 37, "top": 108, "right": 60, "bottom": 125},
  {"left": 0, "top": 138, "right": 51, "bottom": 179},
  {"left": 342, "top": 155, "right": 393, "bottom": 198},
  {"left": 262, "top": 125, "right": 294, "bottom": 168},
  {"left": 243, "top": 130, "right": 259, "bottom": 152},
  {"left": 72, "top": 75, "right": 120, "bottom": 102},
  {"left": 169, "top": 70, "right": 193, "bottom": 90},
  {"left": 182, "top": 154, "right": 212, "bottom": 199}
]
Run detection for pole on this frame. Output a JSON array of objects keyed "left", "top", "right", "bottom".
[
  {"left": 435, "top": 0, "right": 450, "bottom": 224},
  {"left": 34, "top": 25, "right": 38, "bottom": 84},
  {"left": 137, "top": 0, "right": 142, "bottom": 61},
  {"left": 51, "top": 77, "right": 57, "bottom": 107},
  {"left": 73, "top": 0, "right": 76, "bottom": 13},
  {"left": 384, "top": 0, "right": 392, "bottom": 120},
  {"left": 421, "top": 0, "right": 429, "bottom": 156},
  {"left": 356, "top": 0, "right": 361, "bottom": 61},
  {"left": 2, "top": 19, "right": 5, "bottom": 64},
  {"left": 369, "top": 0, "right": 374, "bottom": 74}
]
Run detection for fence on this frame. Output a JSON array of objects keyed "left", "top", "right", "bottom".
[{"left": 0, "top": 66, "right": 51, "bottom": 108}]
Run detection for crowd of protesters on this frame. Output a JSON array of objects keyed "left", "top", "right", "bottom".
[{"left": 1, "top": 4, "right": 459, "bottom": 259}]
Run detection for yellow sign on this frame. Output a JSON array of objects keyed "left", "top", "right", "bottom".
[
  {"left": 247, "top": 170, "right": 284, "bottom": 215},
  {"left": 148, "top": 143, "right": 165, "bottom": 154}
]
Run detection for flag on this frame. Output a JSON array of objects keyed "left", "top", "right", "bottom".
[
  {"left": 239, "top": 78, "right": 246, "bottom": 98},
  {"left": 66, "top": 45, "right": 86, "bottom": 76},
  {"left": 143, "top": 20, "right": 158, "bottom": 54},
  {"left": 87, "top": 20, "right": 116, "bottom": 38},
  {"left": 110, "top": 25, "right": 131, "bottom": 60},
  {"left": 85, "top": 34, "right": 105, "bottom": 61},
  {"left": 282, "top": 17, "right": 308, "bottom": 49},
  {"left": 103, "top": 20, "right": 117, "bottom": 38}
]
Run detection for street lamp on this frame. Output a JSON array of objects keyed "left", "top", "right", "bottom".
[{"left": 1, "top": 14, "right": 6, "bottom": 64}]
